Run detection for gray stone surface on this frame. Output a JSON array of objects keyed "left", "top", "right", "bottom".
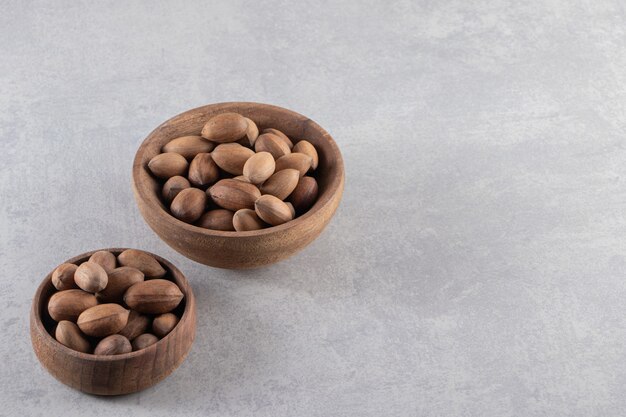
[{"left": 1, "top": 0, "right": 625, "bottom": 415}]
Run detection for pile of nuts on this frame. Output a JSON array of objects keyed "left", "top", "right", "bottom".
[
  {"left": 47, "top": 249, "right": 184, "bottom": 355},
  {"left": 147, "top": 112, "right": 320, "bottom": 231}
]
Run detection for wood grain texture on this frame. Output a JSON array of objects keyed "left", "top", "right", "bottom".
[
  {"left": 30, "top": 248, "right": 196, "bottom": 396},
  {"left": 132, "top": 102, "right": 345, "bottom": 269}
]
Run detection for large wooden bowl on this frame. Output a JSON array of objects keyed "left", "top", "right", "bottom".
[
  {"left": 132, "top": 102, "right": 345, "bottom": 269},
  {"left": 30, "top": 248, "right": 196, "bottom": 396}
]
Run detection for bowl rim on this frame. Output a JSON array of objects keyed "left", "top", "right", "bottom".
[
  {"left": 31, "top": 247, "right": 195, "bottom": 362},
  {"left": 132, "top": 101, "right": 345, "bottom": 238}
]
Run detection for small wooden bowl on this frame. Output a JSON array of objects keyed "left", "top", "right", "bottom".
[
  {"left": 132, "top": 102, "right": 345, "bottom": 269},
  {"left": 30, "top": 248, "right": 196, "bottom": 396}
]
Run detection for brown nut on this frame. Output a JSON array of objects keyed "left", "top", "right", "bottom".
[
  {"left": 96, "top": 266, "right": 144, "bottom": 304},
  {"left": 201, "top": 112, "right": 248, "bottom": 143},
  {"left": 162, "top": 175, "right": 191, "bottom": 203},
  {"left": 118, "top": 310, "right": 151, "bottom": 340},
  {"left": 263, "top": 128, "right": 293, "bottom": 149},
  {"left": 124, "top": 279, "right": 184, "bottom": 314},
  {"left": 254, "top": 133, "right": 291, "bottom": 159},
  {"left": 48, "top": 289, "right": 98, "bottom": 322},
  {"left": 152, "top": 313, "right": 179, "bottom": 338},
  {"left": 289, "top": 176, "right": 319, "bottom": 214},
  {"left": 132, "top": 333, "right": 159, "bottom": 351},
  {"left": 188, "top": 152, "right": 220, "bottom": 188},
  {"left": 196, "top": 209, "right": 235, "bottom": 231},
  {"left": 118, "top": 249, "right": 166, "bottom": 279},
  {"left": 77, "top": 304, "right": 130, "bottom": 338},
  {"left": 244, "top": 117, "right": 259, "bottom": 146},
  {"left": 94, "top": 334, "right": 132, "bottom": 355},
  {"left": 275, "top": 153, "right": 312, "bottom": 177},
  {"left": 208, "top": 179, "right": 261, "bottom": 211},
  {"left": 74, "top": 262, "right": 108, "bottom": 293},
  {"left": 51, "top": 263, "right": 78, "bottom": 291},
  {"left": 211, "top": 143, "right": 255, "bottom": 175},
  {"left": 147, "top": 152, "right": 188, "bottom": 179},
  {"left": 88, "top": 250, "right": 116, "bottom": 273},
  {"left": 292, "top": 140, "right": 318, "bottom": 170},
  {"left": 232, "top": 208, "right": 266, "bottom": 231},
  {"left": 55, "top": 320, "right": 91, "bottom": 353},
  {"left": 254, "top": 194, "right": 294, "bottom": 226},
  {"left": 243, "top": 152, "right": 275, "bottom": 184},
  {"left": 171, "top": 187, "right": 207, "bottom": 223},
  {"left": 260, "top": 169, "right": 299, "bottom": 200},
  {"left": 162, "top": 135, "right": 215, "bottom": 159}
]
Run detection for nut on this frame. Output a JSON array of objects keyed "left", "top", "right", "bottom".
[
  {"left": 96, "top": 266, "right": 144, "bottom": 304},
  {"left": 148, "top": 152, "right": 188, "bottom": 179},
  {"left": 254, "top": 194, "right": 294, "bottom": 226},
  {"left": 118, "top": 249, "right": 166, "bottom": 279},
  {"left": 132, "top": 333, "right": 159, "bottom": 351},
  {"left": 162, "top": 136, "right": 214, "bottom": 159},
  {"left": 243, "top": 152, "right": 275, "bottom": 184},
  {"left": 288, "top": 176, "right": 319, "bottom": 214},
  {"left": 232, "top": 208, "right": 266, "bottom": 231},
  {"left": 275, "top": 153, "right": 312, "bottom": 177},
  {"left": 244, "top": 117, "right": 259, "bottom": 146},
  {"left": 196, "top": 209, "right": 235, "bottom": 231},
  {"left": 201, "top": 112, "right": 248, "bottom": 143},
  {"left": 124, "top": 279, "right": 184, "bottom": 314},
  {"left": 88, "top": 250, "right": 116, "bottom": 273},
  {"left": 162, "top": 175, "right": 191, "bottom": 203},
  {"left": 74, "top": 261, "right": 108, "bottom": 293},
  {"left": 212, "top": 143, "right": 255, "bottom": 175},
  {"left": 170, "top": 187, "right": 207, "bottom": 223},
  {"left": 152, "top": 313, "right": 179, "bottom": 338},
  {"left": 254, "top": 133, "right": 291, "bottom": 159},
  {"left": 48, "top": 289, "right": 98, "bottom": 322},
  {"left": 263, "top": 128, "right": 293, "bottom": 149},
  {"left": 55, "top": 320, "right": 91, "bottom": 353},
  {"left": 208, "top": 179, "right": 261, "bottom": 211},
  {"left": 118, "top": 310, "right": 151, "bottom": 340},
  {"left": 292, "top": 140, "right": 319, "bottom": 170},
  {"left": 260, "top": 169, "right": 300, "bottom": 200},
  {"left": 94, "top": 334, "right": 132, "bottom": 355},
  {"left": 188, "top": 152, "right": 219, "bottom": 188},
  {"left": 77, "top": 303, "right": 130, "bottom": 337},
  {"left": 51, "top": 263, "right": 78, "bottom": 291}
]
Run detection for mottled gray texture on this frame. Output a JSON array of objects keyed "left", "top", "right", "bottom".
[{"left": 1, "top": 0, "right": 626, "bottom": 416}]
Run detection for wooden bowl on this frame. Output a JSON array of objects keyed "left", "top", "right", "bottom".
[
  {"left": 132, "top": 102, "right": 345, "bottom": 269},
  {"left": 30, "top": 248, "right": 196, "bottom": 396}
]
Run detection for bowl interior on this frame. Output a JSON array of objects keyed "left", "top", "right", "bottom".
[
  {"left": 33, "top": 248, "right": 192, "bottom": 360},
  {"left": 133, "top": 102, "right": 344, "bottom": 236}
]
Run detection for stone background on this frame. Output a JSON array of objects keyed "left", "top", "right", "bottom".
[{"left": 1, "top": 1, "right": 625, "bottom": 416}]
